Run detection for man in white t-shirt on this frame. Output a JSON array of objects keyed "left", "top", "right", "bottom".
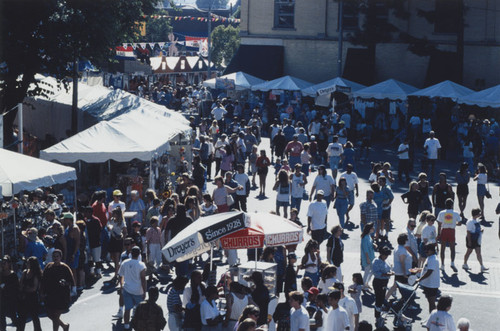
[
  {"left": 423, "top": 131, "right": 441, "bottom": 181},
  {"left": 340, "top": 164, "right": 359, "bottom": 218},
  {"left": 326, "top": 136, "right": 343, "bottom": 179},
  {"left": 233, "top": 164, "right": 250, "bottom": 212},
  {"left": 417, "top": 244, "right": 440, "bottom": 313},
  {"left": 118, "top": 246, "right": 146, "bottom": 330},
  {"left": 289, "top": 291, "right": 310, "bottom": 331},
  {"left": 397, "top": 138, "right": 410, "bottom": 182},
  {"left": 425, "top": 295, "right": 455, "bottom": 331},
  {"left": 325, "top": 290, "right": 350, "bottom": 331},
  {"left": 334, "top": 283, "right": 358, "bottom": 331},
  {"left": 307, "top": 190, "right": 328, "bottom": 246},
  {"left": 214, "top": 134, "right": 229, "bottom": 176},
  {"left": 437, "top": 199, "right": 462, "bottom": 272},
  {"left": 108, "top": 189, "right": 126, "bottom": 214}
]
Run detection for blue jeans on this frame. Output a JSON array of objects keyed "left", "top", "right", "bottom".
[
  {"left": 334, "top": 198, "right": 348, "bottom": 227},
  {"left": 289, "top": 155, "right": 301, "bottom": 168},
  {"left": 304, "top": 271, "right": 319, "bottom": 287},
  {"left": 291, "top": 197, "right": 302, "bottom": 211},
  {"left": 329, "top": 156, "right": 341, "bottom": 173},
  {"left": 301, "top": 163, "right": 310, "bottom": 176}
]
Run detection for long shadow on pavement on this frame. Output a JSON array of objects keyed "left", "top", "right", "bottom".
[{"left": 441, "top": 271, "right": 467, "bottom": 287}]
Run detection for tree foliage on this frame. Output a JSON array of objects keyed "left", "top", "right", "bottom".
[
  {"left": 196, "top": 0, "right": 228, "bottom": 10},
  {"left": 140, "top": 10, "right": 173, "bottom": 42},
  {"left": 210, "top": 25, "right": 240, "bottom": 68},
  {"left": 0, "top": 0, "right": 156, "bottom": 145}
]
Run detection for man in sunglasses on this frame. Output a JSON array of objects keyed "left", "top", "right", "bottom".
[{"left": 405, "top": 219, "right": 419, "bottom": 267}]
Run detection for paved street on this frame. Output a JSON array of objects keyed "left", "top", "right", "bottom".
[{"left": 14, "top": 138, "right": 499, "bottom": 331}]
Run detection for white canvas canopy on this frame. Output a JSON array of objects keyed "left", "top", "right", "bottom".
[
  {"left": 457, "top": 84, "right": 500, "bottom": 108},
  {"left": 40, "top": 102, "right": 191, "bottom": 163},
  {"left": 353, "top": 79, "right": 419, "bottom": 101},
  {"left": 251, "top": 75, "right": 312, "bottom": 92},
  {"left": 0, "top": 149, "right": 76, "bottom": 197},
  {"left": 302, "top": 77, "right": 366, "bottom": 97},
  {"left": 409, "top": 80, "right": 474, "bottom": 100},
  {"left": 202, "top": 71, "right": 265, "bottom": 90}
]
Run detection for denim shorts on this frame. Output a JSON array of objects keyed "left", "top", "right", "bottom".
[{"left": 123, "top": 290, "right": 143, "bottom": 310}]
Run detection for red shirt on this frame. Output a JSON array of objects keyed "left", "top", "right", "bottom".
[
  {"left": 92, "top": 201, "right": 108, "bottom": 227},
  {"left": 286, "top": 141, "right": 304, "bottom": 157}
]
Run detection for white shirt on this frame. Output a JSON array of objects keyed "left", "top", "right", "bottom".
[
  {"left": 398, "top": 143, "right": 409, "bottom": 159},
  {"left": 339, "top": 296, "right": 358, "bottom": 330},
  {"left": 108, "top": 200, "right": 126, "bottom": 213},
  {"left": 307, "top": 201, "right": 328, "bottom": 230},
  {"left": 325, "top": 306, "right": 350, "bottom": 331},
  {"left": 214, "top": 139, "right": 228, "bottom": 158},
  {"left": 424, "top": 138, "right": 441, "bottom": 159},
  {"left": 290, "top": 305, "right": 310, "bottom": 331},
  {"left": 291, "top": 173, "right": 306, "bottom": 198},
  {"left": 211, "top": 107, "right": 227, "bottom": 121},
  {"left": 420, "top": 254, "right": 440, "bottom": 289},
  {"left": 340, "top": 172, "right": 358, "bottom": 191},
  {"left": 182, "top": 284, "right": 205, "bottom": 306},
  {"left": 409, "top": 116, "right": 421, "bottom": 126},
  {"left": 317, "top": 277, "right": 339, "bottom": 294},
  {"left": 463, "top": 142, "right": 474, "bottom": 158},
  {"left": 437, "top": 209, "right": 460, "bottom": 229},
  {"left": 200, "top": 299, "right": 220, "bottom": 325},
  {"left": 118, "top": 258, "right": 146, "bottom": 295},
  {"left": 425, "top": 309, "right": 455, "bottom": 331},
  {"left": 327, "top": 142, "right": 344, "bottom": 157},
  {"left": 313, "top": 175, "right": 335, "bottom": 196},
  {"left": 421, "top": 224, "right": 437, "bottom": 244},
  {"left": 476, "top": 173, "right": 487, "bottom": 184},
  {"left": 233, "top": 173, "right": 249, "bottom": 196},
  {"left": 422, "top": 118, "right": 432, "bottom": 133}
]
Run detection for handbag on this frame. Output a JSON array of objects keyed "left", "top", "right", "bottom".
[
  {"left": 226, "top": 194, "right": 234, "bottom": 206},
  {"left": 485, "top": 183, "right": 492, "bottom": 199}
]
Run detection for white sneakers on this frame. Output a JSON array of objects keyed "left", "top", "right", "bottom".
[
  {"left": 462, "top": 264, "right": 470, "bottom": 270},
  {"left": 462, "top": 264, "right": 489, "bottom": 272},
  {"left": 481, "top": 265, "right": 489, "bottom": 272}
]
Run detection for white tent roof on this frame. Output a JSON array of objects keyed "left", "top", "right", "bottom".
[
  {"left": 40, "top": 101, "right": 191, "bottom": 163},
  {"left": 203, "top": 71, "right": 265, "bottom": 90},
  {"left": 457, "top": 84, "right": 500, "bottom": 108},
  {"left": 302, "top": 77, "right": 366, "bottom": 97},
  {"left": 353, "top": 79, "right": 419, "bottom": 100},
  {"left": 0, "top": 149, "right": 77, "bottom": 197},
  {"left": 409, "top": 80, "right": 474, "bottom": 100},
  {"left": 251, "top": 75, "right": 312, "bottom": 92}
]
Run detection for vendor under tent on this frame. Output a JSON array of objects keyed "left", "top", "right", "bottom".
[
  {"left": 301, "top": 77, "right": 366, "bottom": 97},
  {"left": 251, "top": 75, "right": 312, "bottom": 92},
  {"left": 40, "top": 104, "right": 192, "bottom": 188},
  {"left": 353, "top": 78, "right": 419, "bottom": 101},
  {"left": 457, "top": 84, "right": 500, "bottom": 108},
  {"left": 202, "top": 71, "right": 265, "bottom": 91},
  {"left": 409, "top": 80, "right": 474, "bottom": 100},
  {"left": 0, "top": 148, "right": 77, "bottom": 253}
]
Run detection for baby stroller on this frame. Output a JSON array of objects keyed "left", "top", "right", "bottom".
[{"left": 377, "top": 281, "right": 418, "bottom": 330}]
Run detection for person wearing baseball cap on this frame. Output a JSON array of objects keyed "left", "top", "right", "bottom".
[
  {"left": 109, "top": 189, "right": 126, "bottom": 214},
  {"left": 307, "top": 189, "right": 328, "bottom": 246}
]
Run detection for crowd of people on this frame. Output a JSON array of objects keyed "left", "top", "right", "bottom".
[{"left": 1, "top": 85, "right": 497, "bottom": 331}]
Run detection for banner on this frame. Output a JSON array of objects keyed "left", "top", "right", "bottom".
[
  {"left": 317, "top": 85, "right": 351, "bottom": 96},
  {"left": 200, "top": 212, "right": 246, "bottom": 242},
  {"left": 216, "top": 78, "right": 235, "bottom": 90},
  {"left": 162, "top": 233, "right": 210, "bottom": 262}
]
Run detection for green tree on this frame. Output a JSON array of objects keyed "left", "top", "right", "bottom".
[
  {"left": 0, "top": 0, "right": 156, "bottom": 146},
  {"left": 210, "top": 25, "right": 240, "bottom": 68},
  {"left": 140, "top": 10, "right": 173, "bottom": 42},
  {"left": 196, "top": 0, "right": 228, "bottom": 10}
]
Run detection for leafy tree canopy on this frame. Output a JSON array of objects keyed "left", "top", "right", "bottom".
[
  {"left": 0, "top": 0, "right": 156, "bottom": 145},
  {"left": 210, "top": 24, "right": 240, "bottom": 68},
  {"left": 196, "top": 0, "right": 228, "bottom": 10},
  {"left": 140, "top": 10, "right": 173, "bottom": 42}
]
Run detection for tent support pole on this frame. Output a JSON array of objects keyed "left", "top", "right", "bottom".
[
  {"left": 210, "top": 244, "right": 213, "bottom": 271},
  {"left": 1, "top": 218, "right": 4, "bottom": 256},
  {"left": 73, "top": 180, "right": 78, "bottom": 215},
  {"left": 108, "top": 160, "right": 111, "bottom": 173},
  {"left": 255, "top": 247, "right": 257, "bottom": 270},
  {"left": 13, "top": 207, "right": 16, "bottom": 255},
  {"left": 149, "top": 159, "right": 153, "bottom": 188},
  {"left": 78, "top": 161, "right": 81, "bottom": 173}
]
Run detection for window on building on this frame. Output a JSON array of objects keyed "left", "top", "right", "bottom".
[
  {"left": 342, "top": 1, "right": 359, "bottom": 31},
  {"left": 274, "top": 0, "right": 295, "bottom": 29},
  {"left": 434, "top": 0, "right": 459, "bottom": 33}
]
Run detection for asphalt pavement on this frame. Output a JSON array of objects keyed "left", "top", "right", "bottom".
[{"left": 12, "top": 138, "right": 499, "bottom": 331}]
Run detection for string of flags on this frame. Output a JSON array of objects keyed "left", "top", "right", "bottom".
[{"left": 143, "top": 14, "right": 240, "bottom": 24}]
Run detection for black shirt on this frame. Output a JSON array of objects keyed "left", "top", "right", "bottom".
[{"left": 165, "top": 215, "right": 193, "bottom": 240}]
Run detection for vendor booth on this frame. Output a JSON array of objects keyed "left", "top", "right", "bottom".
[
  {"left": 203, "top": 71, "right": 265, "bottom": 102},
  {"left": 458, "top": 84, "right": 500, "bottom": 108},
  {"left": 409, "top": 80, "right": 474, "bottom": 101},
  {"left": 0, "top": 149, "right": 77, "bottom": 254},
  {"left": 301, "top": 77, "right": 366, "bottom": 108}
]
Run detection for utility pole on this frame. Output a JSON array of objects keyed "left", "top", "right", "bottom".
[
  {"left": 71, "top": 58, "right": 78, "bottom": 135},
  {"left": 207, "top": 1, "right": 213, "bottom": 78},
  {"left": 456, "top": 0, "right": 464, "bottom": 84},
  {"left": 337, "top": 0, "right": 344, "bottom": 77}
]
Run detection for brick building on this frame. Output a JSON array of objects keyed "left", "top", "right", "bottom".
[{"left": 226, "top": 0, "right": 500, "bottom": 89}]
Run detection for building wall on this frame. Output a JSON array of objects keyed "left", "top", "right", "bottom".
[{"left": 240, "top": 0, "right": 500, "bottom": 88}]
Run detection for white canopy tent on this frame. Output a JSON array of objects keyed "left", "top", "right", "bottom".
[
  {"left": 251, "top": 75, "right": 312, "bottom": 92},
  {"left": 457, "top": 84, "right": 500, "bottom": 108},
  {"left": 409, "top": 80, "right": 474, "bottom": 100},
  {"left": 202, "top": 71, "right": 265, "bottom": 90},
  {"left": 353, "top": 79, "right": 419, "bottom": 101},
  {"left": 40, "top": 104, "right": 191, "bottom": 164},
  {"left": 302, "top": 77, "right": 366, "bottom": 97},
  {"left": 0, "top": 149, "right": 77, "bottom": 197}
]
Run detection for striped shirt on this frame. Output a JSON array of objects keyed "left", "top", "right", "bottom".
[
  {"left": 146, "top": 227, "right": 161, "bottom": 244},
  {"left": 167, "top": 287, "right": 183, "bottom": 312}
]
